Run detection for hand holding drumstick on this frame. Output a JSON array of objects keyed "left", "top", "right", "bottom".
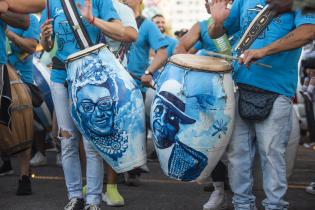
[
  {"left": 205, "top": 51, "right": 272, "bottom": 69},
  {"left": 40, "top": 19, "right": 54, "bottom": 51}
]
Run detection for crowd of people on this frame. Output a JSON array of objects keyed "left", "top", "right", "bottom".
[{"left": 0, "top": 0, "right": 315, "bottom": 210}]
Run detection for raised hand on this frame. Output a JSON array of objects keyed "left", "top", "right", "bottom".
[
  {"left": 239, "top": 49, "right": 267, "bottom": 69},
  {"left": 77, "top": 0, "right": 93, "bottom": 22},
  {"left": 40, "top": 19, "right": 53, "bottom": 40},
  {"left": 141, "top": 74, "right": 154, "bottom": 88},
  {"left": 209, "top": 0, "right": 230, "bottom": 24},
  {"left": 0, "top": 0, "right": 8, "bottom": 14}
]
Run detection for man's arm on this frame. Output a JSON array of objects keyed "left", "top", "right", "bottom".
[
  {"left": 0, "top": 11, "right": 29, "bottom": 29},
  {"left": 6, "top": 29, "right": 37, "bottom": 54},
  {"left": 40, "top": 19, "right": 54, "bottom": 52},
  {"left": 120, "top": 26, "right": 137, "bottom": 42},
  {"left": 78, "top": 0, "right": 130, "bottom": 42},
  {"left": 242, "top": 24, "right": 315, "bottom": 67},
  {"left": 93, "top": 19, "right": 136, "bottom": 42},
  {"left": 174, "top": 22, "right": 200, "bottom": 54},
  {"left": 6, "top": 0, "right": 45, "bottom": 13},
  {"left": 141, "top": 47, "right": 168, "bottom": 87}
]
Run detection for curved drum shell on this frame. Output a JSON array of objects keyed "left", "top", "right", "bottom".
[
  {"left": 33, "top": 57, "right": 54, "bottom": 114},
  {"left": 0, "top": 65, "right": 33, "bottom": 155},
  {"left": 66, "top": 44, "right": 146, "bottom": 173},
  {"left": 33, "top": 58, "right": 53, "bottom": 131},
  {"left": 150, "top": 56, "right": 235, "bottom": 182}
]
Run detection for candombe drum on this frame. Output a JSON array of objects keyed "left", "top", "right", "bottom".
[
  {"left": 33, "top": 57, "right": 54, "bottom": 114},
  {"left": 0, "top": 65, "right": 33, "bottom": 155},
  {"left": 66, "top": 43, "right": 146, "bottom": 173},
  {"left": 32, "top": 57, "right": 53, "bottom": 131},
  {"left": 151, "top": 54, "right": 235, "bottom": 182}
]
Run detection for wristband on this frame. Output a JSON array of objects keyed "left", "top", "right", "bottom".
[{"left": 145, "top": 70, "right": 153, "bottom": 76}]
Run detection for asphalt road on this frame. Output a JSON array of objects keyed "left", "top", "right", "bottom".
[{"left": 0, "top": 145, "right": 315, "bottom": 210}]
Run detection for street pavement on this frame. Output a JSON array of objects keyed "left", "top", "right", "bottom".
[{"left": 0, "top": 144, "right": 315, "bottom": 210}]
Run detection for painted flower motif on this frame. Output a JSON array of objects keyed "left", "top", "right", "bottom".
[{"left": 212, "top": 119, "right": 228, "bottom": 138}]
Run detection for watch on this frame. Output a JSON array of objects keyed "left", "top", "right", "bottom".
[{"left": 144, "top": 70, "right": 153, "bottom": 76}]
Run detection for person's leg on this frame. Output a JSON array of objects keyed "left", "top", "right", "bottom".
[
  {"left": 0, "top": 154, "right": 14, "bottom": 175},
  {"left": 16, "top": 148, "right": 32, "bottom": 195},
  {"left": 227, "top": 93, "right": 256, "bottom": 210},
  {"left": 203, "top": 161, "right": 228, "bottom": 210},
  {"left": 103, "top": 165, "right": 124, "bottom": 206},
  {"left": 255, "top": 95, "right": 292, "bottom": 210},
  {"left": 83, "top": 138, "right": 104, "bottom": 208},
  {"left": 30, "top": 123, "right": 47, "bottom": 166},
  {"left": 52, "top": 111, "right": 62, "bottom": 167},
  {"left": 51, "top": 82, "right": 84, "bottom": 209}
]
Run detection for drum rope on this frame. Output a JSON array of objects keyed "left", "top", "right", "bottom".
[
  {"left": 10, "top": 79, "right": 24, "bottom": 85},
  {"left": 181, "top": 70, "right": 189, "bottom": 96},
  {"left": 11, "top": 104, "right": 33, "bottom": 112}
]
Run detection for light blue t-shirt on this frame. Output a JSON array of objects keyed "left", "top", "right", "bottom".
[
  {"left": 40, "top": 0, "right": 120, "bottom": 84},
  {"left": 127, "top": 18, "right": 168, "bottom": 78},
  {"left": 224, "top": 0, "right": 315, "bottom": 97},
  {"left": 193, "top": 20, "right": 217, "bottom": 54},
  {"left": 0, "top": 20, "right": 6, "bottom": 64},
  {"left": 165, "top": 35, "right": 177, "bottom": 57},
  {"left": 8, "top": 15, "right": 40, "bottom": 84}
]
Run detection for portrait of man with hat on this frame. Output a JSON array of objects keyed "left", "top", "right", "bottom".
[{"left": 151, "top": 80, "right": 208, "bottom": 181}]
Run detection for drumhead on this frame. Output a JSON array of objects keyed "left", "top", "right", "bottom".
[
  {"left": 66, "top": 43, "right": 107, "bottom": 63},
  {"left": 169, "top": 54, "right": 231, "bottom": 72}
]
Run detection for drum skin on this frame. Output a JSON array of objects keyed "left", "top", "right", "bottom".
[
  {"left": 0, "top": 65, "right": 33, "bottom": 155},
  {"left": 66, "top": 44, "right": 146, "bottom": 173},
  {"left": 151, "top": 57, "right": 235, "bottom": 182}
]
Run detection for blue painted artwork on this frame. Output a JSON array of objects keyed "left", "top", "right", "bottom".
[
  {"left": 151, "top": 61, "right": 233, "bottom": 181},
  {"left": 66, "top": 45, "right": 146, "bottom": 173}
]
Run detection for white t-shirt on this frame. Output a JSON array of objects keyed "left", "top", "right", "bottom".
[{"left": 107, "top": 0, "right": 138, "bottom": 66}]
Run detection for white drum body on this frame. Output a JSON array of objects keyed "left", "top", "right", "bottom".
[
  {"left": 150, "top": 54, "right": 235, "bottom": 182},
  {"left": 66, "top": 44, "right": 146, "bottom": 173}
]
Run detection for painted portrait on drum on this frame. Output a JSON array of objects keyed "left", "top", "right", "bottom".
[
  {"left": 66, "top": 48, "right": 146, "bottom": 173},
  {"left": 151, "top": 62, "right": 234, "bottom": 181}
]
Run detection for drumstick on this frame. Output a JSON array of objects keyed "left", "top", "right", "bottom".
[
  {"left": 129, "top": 72, "right": 156, "bottom": 90},
  {"left": 205, "top": 51, "right": 272, "bottom": 69},
  {"left": 47, "top": 0, "right": 50, "bottom": 19}
]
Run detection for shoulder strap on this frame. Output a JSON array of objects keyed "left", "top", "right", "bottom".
[
  {"left": 235, "top": 4, "right": 275, "bottom": 56},
  {"left": 60, "top": 0, "right": 93, "bottom": 50},
  {"left": 136, "top": 16, "right": 146, "bottom": 29}
]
